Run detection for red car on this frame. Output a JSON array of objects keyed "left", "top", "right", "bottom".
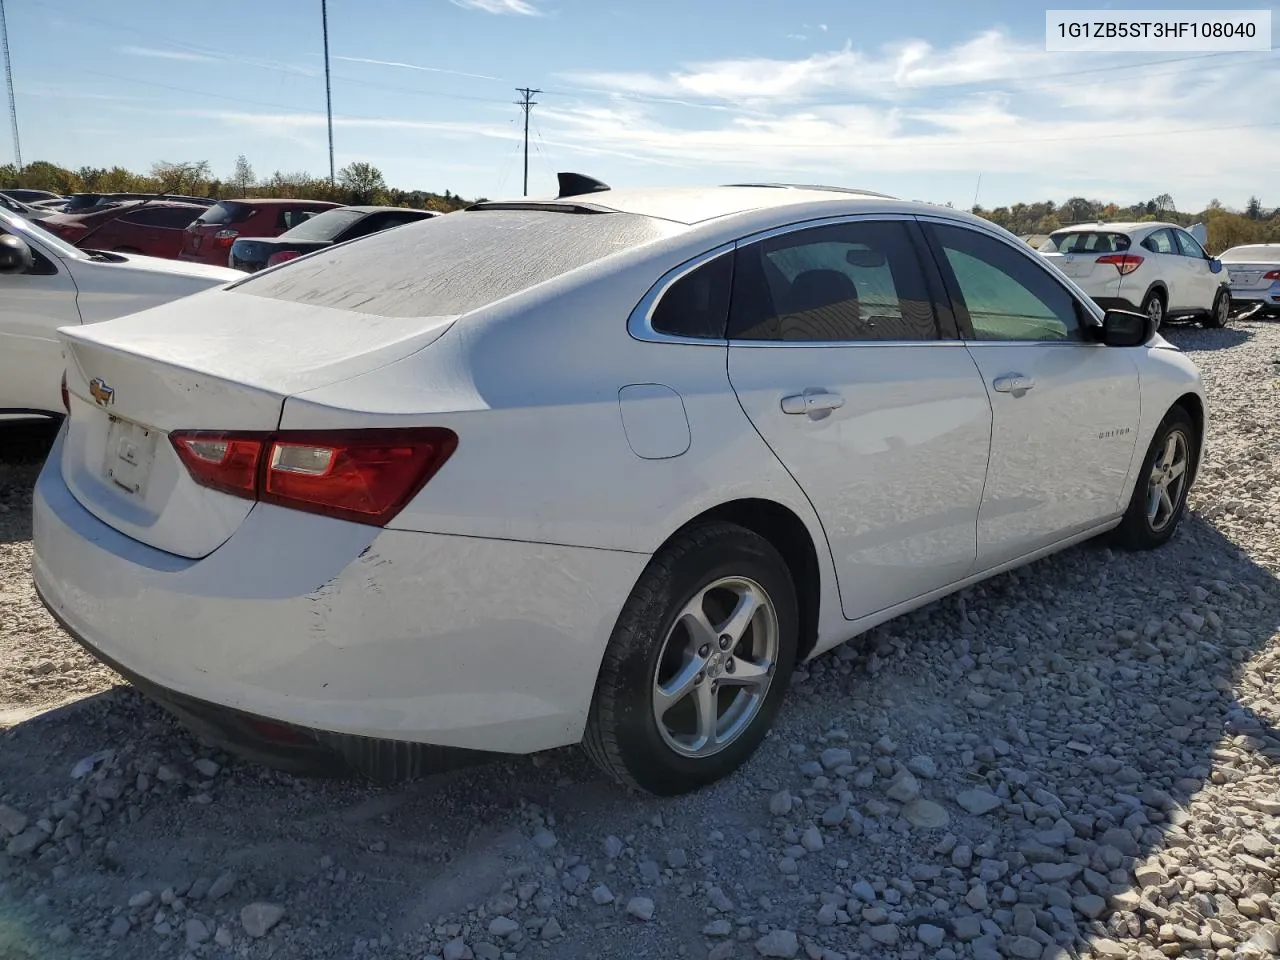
[
  {"left": 41, "top": 201, "right": 209, "bottom": 259},
  {"left": 178, "top": 198, "right": 341, "bottom": 266}
]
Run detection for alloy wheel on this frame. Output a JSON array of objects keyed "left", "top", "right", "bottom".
[
  {"left": 651, "top": 576, "right": 780, "bottom": 758},
  {"left": 1147, "top": 429, "right": 1189, "bottom": 532}
]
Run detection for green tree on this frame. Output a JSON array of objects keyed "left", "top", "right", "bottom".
[
  {"left": 231, "top": 155, "right": 255, "bottom": 197},
  {"left": 151, "top": 160, "right": 212, "bottom": 195},
  {"left": 1246, "top": 196, "right": 1262, "bottom": 220},
  {"left": 338, "top": 162, "right": 387, "bottom": 204}
]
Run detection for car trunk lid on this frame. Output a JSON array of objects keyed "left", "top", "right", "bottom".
[
  {"left": 59, "top": 289, "right": 458, "bottom": 559},
  {"left": 1224, "top": 260, "right": 1276, "bottom": 292}
]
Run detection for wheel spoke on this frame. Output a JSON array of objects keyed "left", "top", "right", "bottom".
[
  {"left": 717, "top": 584, "right": 763, "bottom": 646},
  {"left": 1147, "top": 484, "right": 1162, "bottom": 522},
  {"left": 677, "top": 598, "right": 719, "bottom": 651},
  {"left": 721, "top": 656, "right": 771, "bottom": 688},
  {"left": 1162, "top": 434, "right": 1178, "bottom": 468},
  {"left": 654, "top": 658, "right": 704, "bottom": 718},
  {"left": 1159, "top": 488, "right": 1174, "bottom": 520},
  {"left": 1166, "top": 458, "right": 1186, "bottom": 482},
  {"left": 692, "top": 682, "right": 719, "bottom": 754}
]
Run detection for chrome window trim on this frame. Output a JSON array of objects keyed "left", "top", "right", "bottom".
[{"left": 627, "top": 241, "right": 736, "bottom": 345}]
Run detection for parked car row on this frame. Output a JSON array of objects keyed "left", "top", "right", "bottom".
[{"left": 8, "top": 173, "right": 1213, "bottom": 797}]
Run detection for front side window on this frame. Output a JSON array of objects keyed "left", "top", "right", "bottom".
[
  {"left": 930, "top": 223, "right": 1081, "bottom": 342},
  {"left": 728, "top": 220, "right": 937, "bottom": 342},
  {"left": 1174, "top": 230, "right": 1208, "bottom": 259}
]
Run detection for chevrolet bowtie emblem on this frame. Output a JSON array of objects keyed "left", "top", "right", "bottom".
[{"left": 89, "top": 378, "right": 115, "bottom": 407}]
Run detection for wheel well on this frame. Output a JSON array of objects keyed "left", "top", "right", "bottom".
[
  {"left": 1173, "top": 392, "right": 1205, "bottom": 483},
  {"left": 1143, "top": 283, "right": 1167, "bottom": 305},
  {"left": 671, "top": 499, "right": 822, "bottom": 661}
]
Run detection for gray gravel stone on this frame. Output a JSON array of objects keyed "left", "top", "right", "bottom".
[
  {"left": 955, "top": 789, "right": 1003, "bottom": 815},
  {"left": 240, "top": 903, "right": 284, "bottom": 938},
  {"left": 755, "top": 929, "right": 799, "bottom": 958},
  {"left": 626, "top": 896, "right": 655, "bottom": 921}
]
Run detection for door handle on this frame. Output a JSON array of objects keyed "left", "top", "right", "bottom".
[
  {"left": 781, "top": 389, "right": 845, "bottom": 417},
  {"left": 992, "top": 374, "right": 1035, "bottom": 396}
]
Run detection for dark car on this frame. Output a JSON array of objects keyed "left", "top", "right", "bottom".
[
  {"left": 228, "top": 205, "right": 436, "bottom": 272},
  {"left": 1, "top": 188, "right": 63, "bottom": 205},
  {"left": 42, "top": 201, "right": 210, "bottom": 259},
  {"left": 179, "top": 198, "right": 342, "bottom": 267},
  {"left": 61, "top": 192, "right": 215, "bottom": 216}
]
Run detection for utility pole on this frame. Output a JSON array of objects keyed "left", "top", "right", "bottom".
[
  {"left": 515, "top": 87, "right": 540, "bottom": 196},
  {"left": 0, "top": 0, "right": 20, "bottom": 172},
  {"left": 321, "top": 0, "right": 335, "bottom": 185}
]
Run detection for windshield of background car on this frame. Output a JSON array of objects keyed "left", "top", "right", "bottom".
[
  {"left": 230, "top": 208, "right": 685, "bottom": 317},
  {"left": 196, "top": 201, "right": 252, "bottom": 226},
  {"left": 1038, "top": 231, "right": 1131, "bottom": 254},
  {"left": 278, "top": 207, "right": 368, "bottom": 242},
  {"left": 1220, "top": 245, "right": 1280, "bottom": 263},
  {"left": 0, "top": 207, "right": 86, "bottom": 260}
]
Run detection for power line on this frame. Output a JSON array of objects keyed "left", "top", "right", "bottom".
[
  {"left": 515, "top": 86, "right": 540, "bottom": 196},
  {"left": 0, "top": 0, "right": 19, "bottom": 170}
]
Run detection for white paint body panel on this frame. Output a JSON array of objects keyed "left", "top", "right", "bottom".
[
  {"left": 30, "top": 188, "right": 1208, "bottom": 755},
  {"left": 0, "top": 212, "right": 238, "bottom": 415}
]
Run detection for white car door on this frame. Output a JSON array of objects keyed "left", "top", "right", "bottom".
[
  {"left": 919, "top": 218, "right": 1141, "bottom": 570},
  {"left": 1141, "top": 228, "right": 1190, "bottom": 310},
  {"left": 1173, "top": 227, "right": 1221, "bottom": 310},
  {"left": 0, "top": 228, "right": 79, "bottom": 414},
  {"left": 725, "top": 216, "right": 993, "bottom": 620}
]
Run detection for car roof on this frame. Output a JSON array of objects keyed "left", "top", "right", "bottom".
[
  {"left": 336, "top": 205, "right": 434, "bottom": 215},
  {"left": 225, "top": 198, "right": 340, "bottom": 207},
  {"left": 492, "top": 183, "right": 902, "bottom": 227},
  {"left": 1051, "top": 221, "right": 1181, "bottom": 234}
]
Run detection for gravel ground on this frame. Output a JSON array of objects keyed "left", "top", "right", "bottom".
[{"left": 1, "top": 319, "right": 1278, "bottom": 960}]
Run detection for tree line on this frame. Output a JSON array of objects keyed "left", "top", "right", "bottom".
[
  {"left": 974, "top": 194, "right": 1280, "bottom": 254},
  {"left": 0, "top": 157, "right": 478, "bottom": 212}
]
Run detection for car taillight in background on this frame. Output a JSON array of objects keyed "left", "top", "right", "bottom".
[
  {"left": 214, "top": 229, "right": 239, "bottom": 248},
  {"left": 170, "top": 428, "right": 458, "bottom": 526},
  {"left": 1096, "top": 253, "right": 1144, "bottom": 276},
  {"left": 265, "top": 250, "right": 301, "bottom": 268},
  {"left": 1264, "top": 270, "right": 1280, "bottom": 280}
]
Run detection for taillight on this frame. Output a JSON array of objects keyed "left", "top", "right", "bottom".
[
  {"left": 1264, "top": 270, "right": 1280, "bottom": 280},
  {"left": 265, "top": 250, "right": 301, "bottom": 267},
  {"left": 214, "top": 229, "right": 239, "bottom": 247},
  {"left": 169, "top": 428, "right": 458, "bottom": 526},
  {"left": 1096, "top": 253, "right": 1144, "bottom": 275},
  {"left": 60, "top": 371, "right": 70, "bottom": 415}
]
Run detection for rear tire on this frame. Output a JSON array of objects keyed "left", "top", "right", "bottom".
[
  {"left": 582, "top": 522, "right": 798, "bottom": 796},
  {"left": 1140, "top": 289, "right": 1166, "bottom": 331},
  {"left": 1202, "top": 289, "right": 1230, "bottom": 328},
  {"left": 1112, "top": 406, "right": 1195, "bottom": 551}
]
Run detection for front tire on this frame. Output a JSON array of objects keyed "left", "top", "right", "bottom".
[
  {"left": 1112, "top": 406, "right": 1196, "bottom": 551},
  {"left": 1202, "top": 289, "right": 1230, "bottom": 328},
  {"left": 582, "top": 522, "right": 798, "bottom": 795}
]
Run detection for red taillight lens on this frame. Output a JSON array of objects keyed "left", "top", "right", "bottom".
[
  {"left": 1264, "top": 270, "right": 1280, "bottom": 280},
  {"left": 60, "top": 371, "right": 70, "bottom": 415},
  {"left": 171, "top": 433, "right": 267, "bottom": 498},
  {"left": 214, "top": 229, "right": 239, "bottom": 248},
  {"left": 265, "top": 250, "right": 301, "bottom": 267},
  {"left": 169, "top": 428, "right": 458, "bottom": 526},
  {"left": 1096, "top": 253, "right": 1144, "bottom": 275}
]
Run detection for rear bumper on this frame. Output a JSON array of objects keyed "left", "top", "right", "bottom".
[
  {"left": 32, "top": 430, "right": 647, "bottom": 755},
  {"left": 1229, "top": 284, "right": 1280, "bottom": 307}
]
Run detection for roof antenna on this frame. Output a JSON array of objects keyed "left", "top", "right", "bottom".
[{"left": 557, "top": 172, "right": 610, "bottom": 198}]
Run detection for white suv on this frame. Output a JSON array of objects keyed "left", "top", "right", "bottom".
[{"left": 1038, "top": 222, "right": 1232, "bottom": 329}]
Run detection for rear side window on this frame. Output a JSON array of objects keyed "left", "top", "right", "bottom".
[
  {"left": 231, "top": 209, "right": 682, "bottom": 317},
  {"left": 197, "top": 202, "right": 252, "bottom": 226},
  {"left": 1040, "top": 231, "right": 1131, "bottom": 254},
  {"left": 728, "top": 220, "right": 938, "bottom": 342},
  {"left": 650, "top": 253, "right": 732, "bottom": 339},
  {"left": 278, "top": 207, "right": 322, "bottom": 231}
]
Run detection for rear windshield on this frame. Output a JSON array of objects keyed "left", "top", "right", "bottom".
[
  {"left": 1220, "top": 244, "right": 1280, "bottom": 263},
  {"left": 279, "top": 207, "right": 368, "bottom": 242},
  {"left": 1038, "top": 231, "right": 1131, "bottom": 254},
  {"left": 197, "top": 201, "right": 252, "bottom": 226},
  {"left": 230, "top": 208, "right": 682, "bottom": 317}
]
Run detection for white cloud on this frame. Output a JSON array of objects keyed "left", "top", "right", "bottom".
[
  {"left": 335, "top": 56, "right": 500, "bottom": 81},
  {"left": 449, "top": 0, "right": 541, "bottom": 15},
  {"left": 118, "top": 45, "right": 217, "bottom": 63}
]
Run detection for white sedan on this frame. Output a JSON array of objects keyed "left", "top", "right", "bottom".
[
  {"left": 1220, "top": 242, "right": 1280, "bottom": 315},
  {"left": 32, "top": 178, "right": 1207, "bottom": 795},
  {"left": 0, "top": 208, "right": 239, "bottom": 419}
]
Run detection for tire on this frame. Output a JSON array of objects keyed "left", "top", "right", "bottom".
[
  {"left": 1140, "top": 289, "right": 1166, "bottom": 331},
  {"left": 582, "top": 522, "right": 798, "bottom": 795},
  {"left": 1112, "top": 406, "right": 1196, "bottom": 551},
  {"left": 1201, "top": 289, "right": 1230, "bottom": 329}
]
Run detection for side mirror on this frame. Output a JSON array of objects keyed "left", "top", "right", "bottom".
[
  {"left": 0, "top": 233, "right": 34, "bottom": 275},
  {"left": 1096, "top": 308, "right": 1154, "bottom": 347},
  {"left": 1209, "top": 258, "right": 1223, "bottom": 273}
]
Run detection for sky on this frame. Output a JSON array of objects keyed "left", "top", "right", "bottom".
[{"left": 5, "top": 0, "right": 1279, "bottom": 210}]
